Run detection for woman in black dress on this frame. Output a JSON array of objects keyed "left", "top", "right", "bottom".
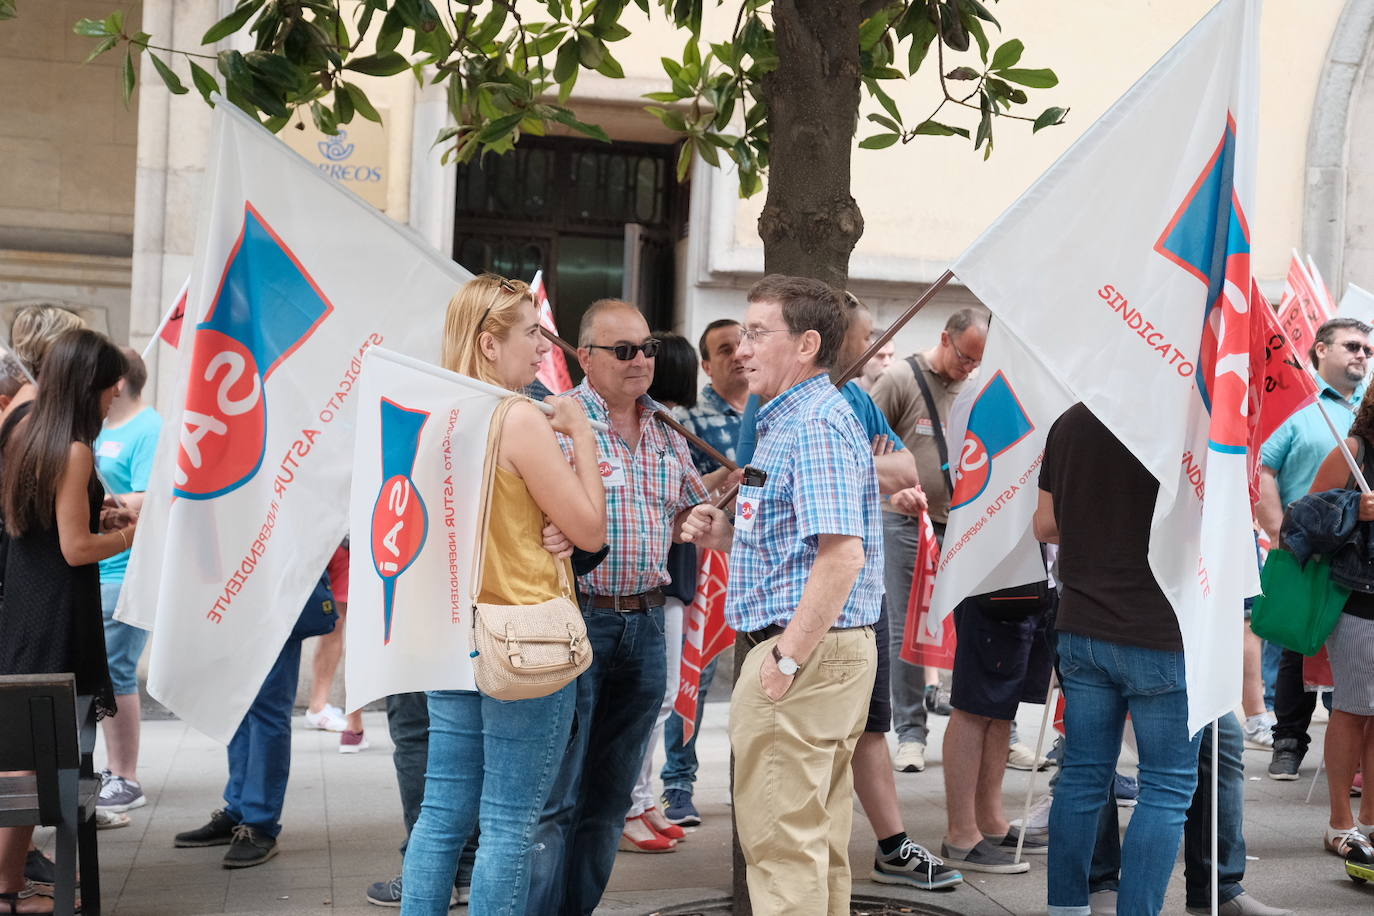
[{"left": 0, "top": 329, "right": 133, "bottom": 913}]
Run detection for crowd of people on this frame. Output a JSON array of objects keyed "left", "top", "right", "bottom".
[{"left": 0, "top": 280, "right": 1369, "bottom": 915}]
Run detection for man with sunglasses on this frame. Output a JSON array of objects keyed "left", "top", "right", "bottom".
[
  {"left": 528, "top": 298, "right": 708, "bottom": 916},
  {"left": 1257, "top": 316, "right": 1372, "bottom": 781},
  {"left": 869, "top": 307, "right": 988, "bottom": 774}
]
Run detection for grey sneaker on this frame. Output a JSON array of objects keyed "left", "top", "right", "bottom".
[
  {"left": 984, "top": 825, "right": 1048, "bottom": 855},
  {"left": 939, "top": 838, "right": 1030, "bottom": 874},
  {"left": 365, "top": 875, "right": 463, "bottom": 908},
  {"left": 871, "top": 838, "right": 962, "bottom": 890},
  {"left": 1185, "top": 893, "right": 1294, "bottom": 916},
  {"left": 97, "top": 775, "right": 147, "bottom": 813}
]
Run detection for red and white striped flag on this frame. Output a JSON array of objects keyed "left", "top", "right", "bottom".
[
  {"left": 674, "top": 548, "right": 734, "bottom": 742},
  {"left": 1276, "top": 251, "right": 1327, "bottom": 356},
  {"left": 900, "top": 511, "right": 956, "bottom": 670}
]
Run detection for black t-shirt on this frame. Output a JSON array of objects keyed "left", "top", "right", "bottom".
[{"left": 1039, "top": 403, "right": 1182, "bottom": 652}]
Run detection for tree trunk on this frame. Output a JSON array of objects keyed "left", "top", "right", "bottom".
[{"left": 758, "top": 0, "right": 865, "bottom": 287}]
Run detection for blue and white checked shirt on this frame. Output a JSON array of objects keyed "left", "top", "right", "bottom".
[
  {"left": 676, "top": 384, "right": 745, "bottom": 474},
  {"left": 725, "top": 373, "right": 884, "bottom": 633}
]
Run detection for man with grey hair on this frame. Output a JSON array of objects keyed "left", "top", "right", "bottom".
[
  {"left": 1257, "top": 315, "right": 1372, "bottom": 779},
  {"left": 870, "top": 307, "right": 988, "bottom": 773}
]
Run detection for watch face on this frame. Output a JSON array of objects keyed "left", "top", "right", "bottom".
[{"left": 778, "top": 657, "right": 800, "bottom": 676}]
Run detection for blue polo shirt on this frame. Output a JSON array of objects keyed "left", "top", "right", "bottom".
[{"left": 1260, "top": 377, "right": 1366, "bottom": 507}]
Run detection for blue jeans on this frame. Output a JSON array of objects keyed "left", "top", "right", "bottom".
[
  {"left": 100, "top": 581, "right": 148, "bottom": 696},
  {"left": 401, "top": 686, "right": 574, "bottom": 916},
  {"left": 224, "top": 635, "right": 302, "bottom": 838},
  {"left": 528, "top": 602, "right": 667, "bottom": 915},
  {"left": 1089, "top": 712, "right": 1247, "bottom": 909},
  {"left": 1048, "top": 632, "right": 1200, "bottom": 916},
  {"left": 883, "top": 511, "right": 929, "bottom": 744},
  {"left": 1261, "top": 640, "right": 1282, "bottom": 712},
  {"left": 660, "top": 655, "right": 718, "bottom": 793}
]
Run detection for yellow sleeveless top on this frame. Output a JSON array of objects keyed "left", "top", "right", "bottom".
[{"left": 478, "top": 464, "right": 574, "bottom": 606}]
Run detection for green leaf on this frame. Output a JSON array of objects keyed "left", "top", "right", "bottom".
[
  {"left": 84, "top": 35, "right": 119, "bottom": 64},
  {"left": 557, "top": 65, "right": 578, "bottom": 104},
  {"left": 549, "top": 108, "right": 610, "bottom": 143},
  {"left": 644, "top": 91, "right": 683, "bottom": 103},
  {"left": 334, "top": 86, "right": 354, "bottom": 124},
  {"left": 937, "top": 3, "right": 968, "bottom": 53},
  {"left": 998, "top": 68, "right": 1059, "bottom": 89},
  {"left": 863, "top": 76, "right": 902, "bottom": 127},
  {"left": 1032, "top": 105, "right": 1068, "bottom": 132},
  {"left": 577, "top": 34, "right": 605, "bottom": 69},
  {"left": 958, "top": 0, "right": 1000, "bottom": 27},
  {"left": 646, "top": 106, "right": 688, "bottom": 132},
  {"left": 696, "top": 138, "right": 720, "bottom": 167},
  {"left": 913, "top": 119, "right": 969, "bottom": 138},
  {"left": 245, "top": 51, "right": 304, "bottom": 92},
  {"left": 149, "top": 54, "right": 188, "bottom": 94},
  {"left": 906, "top": 16, "right": 937, "bottom": 73},
  {"left": 553, "top": 40, "right": 579, "bottom": 83},
  {"left": 189, "top": 62, "right": 219, "bottom": 103},
  {"left": 867, "top": 113, "right": 900, "bottom": 132},
  {"left": 676, "top": 138, "right": 694, "bottom": 181},
  {"left": 217, "top": 50, "right": 251, "bottom": 94},
  {"left": 712, "top": 92, "right": 736, "bottom": 131},
  {"left": 344, "top": 82, "right": 383, "bottom": 123},
  {"left": 975, "top": 91, "right": 992, "bottom": 149},
  {"left": 601, "top": 23, "right": 631, "bottom": 42},
  {"left": 859, "top": 133, "right": 899, "bottom": 150},
  {"left": 661, "top": 57, "right": 683, "bottom": 83},
  {"left": 309, "top": 100, "right": 338, "bottom": 135},
  {"left": 858, "top": 8, "right": 894, "bottom": 51},
  {"left": 345, "top": 52, "right": 411, "bottom": 76},
  {"left": 477, "top": 112, "right": 524, "bottom": 144},
  {"left": 203, "top": 0, "right": 264, "bottom": 45},
  {"left": 595, "top": 50, "right": 625, "bottom": 79},
  {"left": 963, "top": 11, "right": 989, "bottom": 62},
  {"left": 945, "top": 66, "right": 979, "bottom": 81},
  {"left": 73, "top": 17, "right": 112, "bottom": 37},
  {"left": 377, "top": 8, "right": 404, "bottom": 54},
  {"left": 990, "top": 39, "right": 1023, "bottom": 72},
  {"left": 121, "top": 47, "right": 136, "bottom": 105},
  {"left": 104, "top": 10, "right": 124, "bottom": 36},
  {"left": 0, "top": 1, "right": 16, "bottom": 22}
]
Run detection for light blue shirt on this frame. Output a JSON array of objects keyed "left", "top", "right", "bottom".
[
  {"left": 724, "top": 374, "right": 883, "bottom": 633},
  {"left": 1260, "top": 376, "right": 1366, "bottom": 508},
  {"left": 95, "top": 406, "right": 161, "bottom": 583}
]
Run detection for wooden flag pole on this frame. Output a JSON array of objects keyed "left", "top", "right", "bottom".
[{"left": 540, "top": 326, "right": 739, "bottom": 472}]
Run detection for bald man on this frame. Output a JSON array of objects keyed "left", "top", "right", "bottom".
[{"left": 527, "top": 299, "right": 709, "bottom": 915}]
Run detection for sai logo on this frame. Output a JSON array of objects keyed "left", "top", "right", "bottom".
[
  {"left": 1154, "top": 114, "right": 1251, "bottom": 453},
  {"left": 949, "top": 371, "right": 1034, "bottom": 511},
  {"left": 370, "top": 399, "right": 431, "bottom": 644},
  {"left": 175, "top": 203, "right": 333, "bottom": 500},
  {"left": 318, "top": 130, "right": 355, "bottom": 161}
]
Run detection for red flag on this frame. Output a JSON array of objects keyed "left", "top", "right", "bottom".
[
  {"left": 674, "top": 548, "right": 734, "bottom": 742},
  {"left": 900, "top": 511, "right": 957, "bottom": 670},
  {"left": 1275, "top": 252, "right": 1326, "bottom": 357},
  {"left": 159, "top": 278, "right": 189, "bottom": 348},
  {"left": 1248, "top": 279, "right": 1320, "bottom": 503},
  {"left": 530, "top": 271, "right": 573, "bottom": 394}
]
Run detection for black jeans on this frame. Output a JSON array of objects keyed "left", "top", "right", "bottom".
[{"left": 1271, "top": 648, "right": 1315, "bottom": 751}]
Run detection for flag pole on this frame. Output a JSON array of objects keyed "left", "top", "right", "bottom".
[
  {"left": 1314, "top": 400, "right": 1371, "bottom": 494},
  {"left": 1211, "top": 718, "right": 1219, "bottom": 916},
  {"left": 1014, "top": 675, "right": 1058, "bottom": 863},
  {"left": 539, "top": 327, "right": 739, "bottom": 471}
]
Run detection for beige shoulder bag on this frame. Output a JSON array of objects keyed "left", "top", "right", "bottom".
[{"left": 470, "top": 396, "right": 592, "bottom": 701}]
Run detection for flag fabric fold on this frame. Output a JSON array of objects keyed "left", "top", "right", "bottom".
[
  {"left": 345, "top": 347, "right": 503, "bottom": 711},
  {"left": 951, "top": 0, "right": 1261, "bottom": 733},
  {"left": 674, "top": 548, "right": 734, "bottom": 742},
  {"left": 120, "top": 101, "right": 471, "bottom": 742},
  {"left": 531, "top": 270, "right": 573, "bottom": 394}
]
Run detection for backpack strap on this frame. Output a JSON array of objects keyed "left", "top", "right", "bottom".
[{"left": 907, "top": 356, "right": 953, "bottom": 497}]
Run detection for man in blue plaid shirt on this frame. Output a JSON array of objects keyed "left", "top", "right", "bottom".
[{"left": 683, "top": 275, "right": 882, "bottom": 916}]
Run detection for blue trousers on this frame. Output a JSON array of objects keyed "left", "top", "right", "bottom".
[
  {"left": 1048, "top": 632, "right": 1200, "bottom": 916},
  {"left": 527, "top": 603, "right": 666, "bottom": 916},
  {"left": 224, "top": 636, "right": 303, "bottom": 838},
  {"left": 660, "top": 655, "right": 718, "bottom": 793}
]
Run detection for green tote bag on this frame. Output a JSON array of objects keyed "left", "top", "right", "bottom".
[{"left": 1250, "top": 548, "right": 1350, "bottom": 656}]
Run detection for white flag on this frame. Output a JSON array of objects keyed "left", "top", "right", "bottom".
[
  {"left": 1338, "top": 283, "right": 1374, "bottom": 324},
  {"left": 120, "top": 102, "right": 472, "bottom": 742},
  {"left": 952, "top": 0, "right": 1260, "bottom": 733},
  {"left": 345, "top": 348, "right": 503, "bottom": 711},
  {"left": 928, "top": 325, "right": 1075, "bottom": 627}
]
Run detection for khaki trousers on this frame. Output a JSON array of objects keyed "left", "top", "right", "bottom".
[{"left": 730, "top": 627, "right": 877, "bottom": 916}]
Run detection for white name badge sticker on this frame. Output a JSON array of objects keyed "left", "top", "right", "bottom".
[
  {"left": 735, "top": 490, "right": 760, "bottom": 533},
  {"left": 97, "top": 440, "right": 124, "bottom": 459},
  {"left": 598, "top": 456, "right": 627, "bottom": 488}
]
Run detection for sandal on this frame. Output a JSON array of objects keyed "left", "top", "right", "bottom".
[{"left": 0, "top": 881, "right": 59, "bottom": 914}]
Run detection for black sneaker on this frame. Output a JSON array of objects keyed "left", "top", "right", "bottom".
[
  {"left": 662, "top": 788, "right": 702, "bottom": 827},
  {"left": 222, "top": 824, "right": 278, "bottom": 868},
  {"left": 872, "top": 838, "right": 963, "bottom": 890},
  {"left": 23, "top": 848, "right": 56, "bottom": 885},
  {"left": 923, "top": 684, "right": 953, "bottom": 716},
  {"left": 1268, "top": 738, "right": 1304, "bottom": 781},
  {"left": 174, "top": 809, "right": 238, "bottom": 847}
]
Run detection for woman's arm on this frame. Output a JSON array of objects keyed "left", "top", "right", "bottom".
[
  {"left": 503, "top": 400, "right": 607, "bottom": 551},
  {"left": 1309, "top": 438, "right": 1374, "bottom": 521},
  {"left": 56, "top": 442, "right": 135, "bottom": 566}
]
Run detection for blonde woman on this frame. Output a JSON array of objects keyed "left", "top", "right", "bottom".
[
  {"left": 5, "top": 305, "right": 86, "bottom": 423},
  {"left": 401, "top": 275, "right": 606, "bottom": 916}
]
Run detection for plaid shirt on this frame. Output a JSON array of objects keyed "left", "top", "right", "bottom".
[
  {"left": 560, "top": 380, "right": 708, "bottom": 596},
  {"left": 677, "top": 384, "right": 746, "bottom": 474},
  {"left": 725, "top": 373, "right": 884, "bottom": 633}
]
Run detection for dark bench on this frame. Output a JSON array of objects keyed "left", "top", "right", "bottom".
[{"left": 0, "top": 673, "right": 101, "bottom": 916}]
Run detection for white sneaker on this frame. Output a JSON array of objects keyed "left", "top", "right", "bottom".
[
  {"left": 1243, "top": 713, "right": 1275, "bottom": 750},
  {"left": 894, "top": 740, "right": 926, "bottom": 773},
  {"left": 1007, "top": 742, "right": 1049, "bottom": 771},
  {"left": 1010, "top": 792, "right": 1053, "bottom": 839},
  {"left": 304, "top": 704, "right": 347, "bottom": 732}
]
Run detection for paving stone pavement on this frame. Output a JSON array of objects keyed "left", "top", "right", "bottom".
[{"left": 49, "top": 700, "right": 1371, "bottom": 914}]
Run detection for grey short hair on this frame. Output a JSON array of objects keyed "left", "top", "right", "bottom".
[
  {"left": 578, "top": 299, "right": 639, "bottom": 347},
  {"left": 944, "top": 308, "right": 988, "bottom": 337}
]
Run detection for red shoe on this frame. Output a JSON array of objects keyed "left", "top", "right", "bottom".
[
  {"left": 641, "top": 805, "right": 686, "bottom": 840},
  {"left": 619, "top": 814, "right": 677, "bottom": 853},
  {"left": 1353, "top": 771, "right": 1364, "bottom": 798}
]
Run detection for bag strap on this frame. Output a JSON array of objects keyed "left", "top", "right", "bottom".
[
  {"left": 907, "top": 356, "right": 953, "bottom": 497},
  {"left": 469, "top": 396, "right": 573, "bottom": 605}
]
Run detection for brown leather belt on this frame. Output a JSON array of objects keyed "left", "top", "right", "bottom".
[{"left": 584, "top": 589, "right": 666, "bottom": 612}]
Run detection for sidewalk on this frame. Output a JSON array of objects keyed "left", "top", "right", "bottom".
[{"left": 61, "top": 699, "right": 1370, "bottom": 914}]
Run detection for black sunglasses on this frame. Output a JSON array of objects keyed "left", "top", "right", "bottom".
[
  {"left": 1339, "top": 340, "right": 1374, "bottom": 358},
  {"left": 588, "top": 339, "right": 661, "bottom": 360}
]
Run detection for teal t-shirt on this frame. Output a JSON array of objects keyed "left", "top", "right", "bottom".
[
  {"left": 1260, "top": 378, "right": 1365, "bottom": 508},
  {"left": 95, "top": 406, "right": 161, "bottom": 584}
]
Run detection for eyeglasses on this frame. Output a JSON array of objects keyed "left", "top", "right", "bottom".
[
  {"left": 741, "top": 326, "right": 793, "bottom": 344},
  {"left": 1339, "top": 340, "right": 1374, "bottom": 358},
  {"left": 949, "top": 336, "right": 982, "bottom": 367},
  {"left": 588, "top": 339, "right": 661, "bottom": 360}
]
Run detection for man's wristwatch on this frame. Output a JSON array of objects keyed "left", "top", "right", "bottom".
[{"left": 772, "top": 645, "right": 801, "bottom": 677}]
